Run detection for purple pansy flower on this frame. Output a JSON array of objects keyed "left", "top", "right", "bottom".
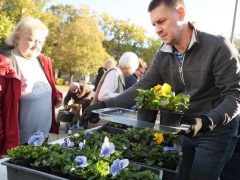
[
  {"left": 163, "top": 145, "right": 175, "bottom": 151},
  {"left": 100, "top": 137, "right": 115, "bottom": 157},
  {"left": 110, "top": 159, "right": 129, "bottom": 176},
  {"left": 79, "top": 140, "right": 86, "bottom": 150},
  {"left": 84, "top": 130, "right": 93, "bottom": 137},
  {"left": 28, "top": 131, "right": 45, "bottom": 146},
  {"left": 75, "top": 156, "right": 88, "bottom": 168},
  {"left": 61, "top": 138, "right": 74, "bottom": 148}
]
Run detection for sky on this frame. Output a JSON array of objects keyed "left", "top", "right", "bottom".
[{"left": 46, "top": 0, "right": 240, "bottom": 39}]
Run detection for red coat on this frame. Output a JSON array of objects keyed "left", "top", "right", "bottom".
[{"left": 0, "top": 53, "right": 61, "bottom": 158}]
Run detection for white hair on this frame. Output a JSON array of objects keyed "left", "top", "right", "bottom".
[
  {"left": 5, "top": 16, "right": 49, "bottom": 47},
  {"left": 119, "top": 52, "right": 139, "bottom": 75}
]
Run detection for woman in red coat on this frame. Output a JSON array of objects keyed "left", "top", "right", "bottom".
[{"left": 0, "top": 16, "right": 62, "bottom": 157}]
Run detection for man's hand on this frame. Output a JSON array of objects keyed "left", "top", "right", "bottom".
[
  {"left": 178, "top": 115, "right": 215, "bottom": 137},
  {"left": 78, "top": 102, "right": 106, "bottom": 129}
]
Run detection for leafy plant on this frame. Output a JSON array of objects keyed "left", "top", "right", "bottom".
[
  {"left": 135, "top": 83, "right": 190, "bottom": 112},
  {"left": 106, "top": 122, "right": 132, "bottom": 129},
  {"left": 117, "top": 128, "right": 180, "bottom": 169},
  {"left": 7, "top": 145, "right": 35, "bottom": 162},
  {"left": 7, "top": 127, "right": 180, "bottom": 178}
]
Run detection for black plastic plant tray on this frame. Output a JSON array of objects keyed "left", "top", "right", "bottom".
[
  {"left": 90, "top": 125, "right": 125, "bottom": 134},
  {"left": 130, "top": 160, "right": 179, "bottom": 180},
  {"left": 1, "top": 160, "right": 68, "bottom": 180}
]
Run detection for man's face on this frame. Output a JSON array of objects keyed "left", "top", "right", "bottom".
[{"left": 150, "top": 4, "right": 182, "bottom": 45}]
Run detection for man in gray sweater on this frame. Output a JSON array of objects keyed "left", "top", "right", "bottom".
[{"left": 80, "top": 0, "right": 240, "bottom": 179}]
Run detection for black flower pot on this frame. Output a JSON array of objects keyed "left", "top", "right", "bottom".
[
  {"left": 70, "top": 173, "right": 81, "bottom": 180},
  {"left": 50, "top": 166, "right": 69, "bottom": 179},
  {"left": 137, "top": 108, "right": 158, "bottom": 123},
  {"left": 30, "top": 165, "right": 50, "bottom": 173},
  {"left": 160, "top": 110, "right": 183, "bottom": 127},
  {"left": 10, "top": 159, "right": 30, "bottom": 167}
]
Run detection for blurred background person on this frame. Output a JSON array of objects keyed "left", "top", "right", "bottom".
[
  {"left": 96, "top": 52, "right": 139, "bottom": 102},
  {"left": 63, "top": 82, "right": 91, "bottom": 130},
  {"left": 125, "top": 58, "right": 147, "bottom": 89},
  {"left": 93, "top": 59, "right": 116, "bottom": 92},
  {"left": 0, "top": 16, "right": 62, "bottom": 146},
  {"left": 80, "top": 52, "right": 139, "bottom": 128}
]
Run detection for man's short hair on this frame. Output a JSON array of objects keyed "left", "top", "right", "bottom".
[{"left": 148, "top": 0, "right": 182, "bottom": 12}]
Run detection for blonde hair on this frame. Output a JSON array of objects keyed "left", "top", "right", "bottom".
[
  {"left": 5, "top": 16, "right": 49, "bottom": 47},
  {"left": 119, "top": 52, "right": 139, "bottom": 75},
  {"left": 138, "top": 58, "right": 147, "bottom": 69},
  {"left": 104, "top": 59, "right": 116, "bottom": 70}
]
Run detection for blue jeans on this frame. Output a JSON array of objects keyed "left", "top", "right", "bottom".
[
  {"left": 177, "top": 123, "right": 239, "bottom": 180},
  {"left": 220, "top": 125, "right": 240, "bottom": 180}
]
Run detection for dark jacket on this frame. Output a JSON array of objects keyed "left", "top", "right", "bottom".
[
  {"left": 106, "top": 28, "right": 240, "bottom": 128},
  {"left": 93, "top": 67, "right": 106, "bottom": 91},
  {"left": 125, "top": 73, "right": 138, "bottom": 89}
]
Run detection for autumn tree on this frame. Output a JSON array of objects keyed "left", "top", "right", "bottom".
[
  {"left": 141, "top": 37, "right": 161, "bottom": 65},
  {"left": 0, "top": 0, "right": 47, "bottom": 46},
  {"left": 1, "top": 0, "right": 46, "bottom": 23},
  {"left": 99, "top": 13, "right": 145, "bottom": 61},
  {"left": 47, "top": 5, "right": 110, "bottom": 81},
  {"left": 0, "top": 12, "right": 14, "bottom": 45},
  {"left": 99, "top": 13, "right": 161, "bottom": 67}
]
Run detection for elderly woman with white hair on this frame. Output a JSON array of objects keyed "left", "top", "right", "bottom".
[
  {"left": 79, "top": 52, "right": 139, "bottom": 129},
  {"left": 0, "top": 16, "right": 62, "bottom": 153},
  {"left": 94, "top": 52, "right": 139, "bottom": 103}
]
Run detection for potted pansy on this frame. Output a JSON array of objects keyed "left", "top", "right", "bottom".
[
  {"left": 116, "top": 128, "right": 180, "bottom": 171},
  {"left": 7, "top": 145, "right": 36, "bottom": 167},
  {"left": 7, "top": 131, "right": 46, "bottom": 167},
  {"left": 69, "top": 136, "right": 159, "bottom": 180},
  {"left": 135, "top": 83, "right": 190, "bottom": 125},
  {"left": 27, "top": 132, "right": 51, "bottom": 172},
  {"left": 70, "top": 136, "right": 122, "bottom": 179},
  {"left": 47, "top": 145, "right": 76, "bottom": 178},
  {"left": 5, "top": 131, "right": 160, "bottom": 179},
  {"left": 67, "top": 130, "right": 106, "bottom": 149}
]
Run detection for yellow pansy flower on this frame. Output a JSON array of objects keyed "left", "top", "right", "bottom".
[
  {"left": 161, "top": 83, "right": 172, "bottom": 93},
  {"left": 153, "top": 133, "right": 164, "bottom": 144},
  {"left": 158, "top": 91, "right": 166, "bottom": 96},
  {"left": 154, "top": 84, "right": 162, "bottom": 92}
]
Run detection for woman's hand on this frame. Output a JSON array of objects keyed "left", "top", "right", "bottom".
[{"left": 55, "top": 97, "right": 63, "bottom": 108}]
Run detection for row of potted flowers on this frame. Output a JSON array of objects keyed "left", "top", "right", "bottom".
[
  {"left": 7, "top": 132, "right": 159, "bottom": 179},
  {"left": 6, "top": 126, "right": 181, "bottom": 179},
  {"left": 64, "top": 126, "right": 181, "bottom": 170}
]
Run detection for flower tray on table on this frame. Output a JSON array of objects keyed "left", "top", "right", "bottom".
[
  {"left": 92, "top": 107, "right": 187, "bottom": 180},
  {"left": 93, "top": 107, "right": 189, "bottom": 133}
]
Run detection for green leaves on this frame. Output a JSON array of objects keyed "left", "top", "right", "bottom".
[
  {"left": 135, "top": 84, "right": 190, "bottom": 112},
  {"left": 7, "top": 126, "right": 179, "bottom": 179}
]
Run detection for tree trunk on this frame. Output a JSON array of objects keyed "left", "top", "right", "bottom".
[
  {"left": 54, "top": 69, "right": 58, "bottom": 79},
  {"left": 69, "top": 72, "right": 74, "bottom": 83}
]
